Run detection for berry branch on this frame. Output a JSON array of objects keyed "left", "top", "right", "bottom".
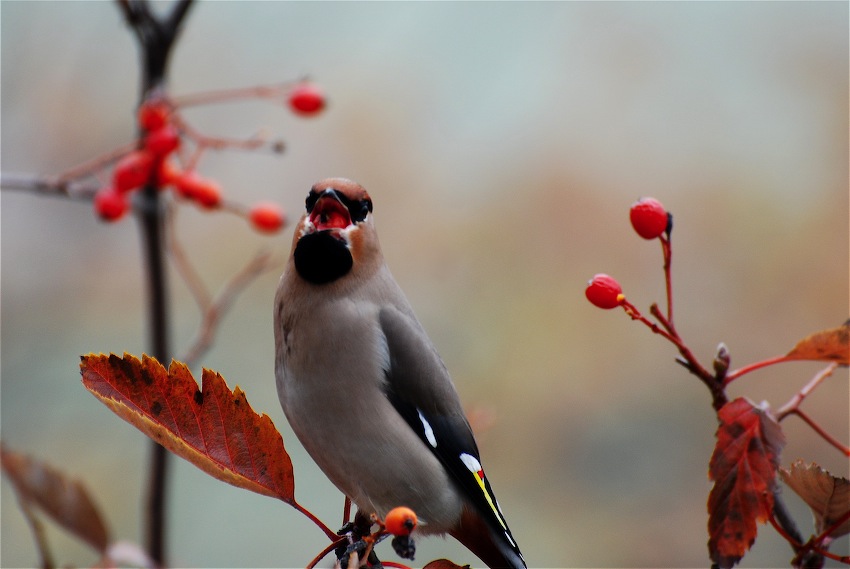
[{"left": 585, "top": 197, "right": 849, "bottom": 568}]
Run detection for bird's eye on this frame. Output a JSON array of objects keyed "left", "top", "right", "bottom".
[
  {"left": 350, "top": 199, "right": 372, "bottom": 222},
  {"left": 305, "top": 191, "right": 321, "bottom": 213}
]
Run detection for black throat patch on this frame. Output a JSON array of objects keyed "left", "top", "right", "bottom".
[{"left": 294, "top": 231, "right": 353, "bottom": 284}]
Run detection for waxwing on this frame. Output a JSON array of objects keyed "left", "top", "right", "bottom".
[{"left": 274, "top": 178, "right": 526, "bottom": 569}]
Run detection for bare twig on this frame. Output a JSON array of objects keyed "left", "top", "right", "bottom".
[
  {"left": 0, "top": 173, "right": 99, "bottom": 200},
  {"left": 180, "top": 247, "right": 280, "bottom": 369},
  {"left": 776, "top": 362, "right": 839, "bottom": 419},
  {"left": 171, "top": 80, "right": 302, "bottom": 108},
  {"left": 15, "top": 498, "right": 54, "bottom": 569}
]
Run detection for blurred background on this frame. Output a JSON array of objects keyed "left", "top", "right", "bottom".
[{"left": 2, "top": 2, "right": 847, "bottom": 568}]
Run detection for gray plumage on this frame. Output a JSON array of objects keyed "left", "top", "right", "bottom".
[{"left": 274, "top": 178, "right": 525, "bottom": 568}]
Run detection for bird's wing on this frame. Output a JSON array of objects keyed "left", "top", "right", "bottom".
[{"left": 378, "top": 306, "right": 525, "bottom": 568}]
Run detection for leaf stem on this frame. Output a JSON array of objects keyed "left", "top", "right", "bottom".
[
  {"left": 291, "top": 499, "right": 341, "bottom": 541},
  {"left": 724, "top": 354, "right": 792, "bottom": 385}
]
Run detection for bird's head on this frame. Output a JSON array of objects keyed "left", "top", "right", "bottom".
[{"left": 291, "top": 178, "right": 381, "bottom": 285}]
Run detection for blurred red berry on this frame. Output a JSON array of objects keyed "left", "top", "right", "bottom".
[
  {"left": 144, "top": 124, "right": 181, "bottom": 157},
  {"left": 113, "top": 150, "right": 154, "bottom": 193},
  {"left": 288, "top": 82, "right": 326, "bottom": 116},
  {"left": 156, "top": 159, "right": 182, "bottom": 187},
  {"left": 138, "top": 98, "right": 170, "bottom": 131},
  {"left": 585, "top": 274, "right": 623, "bottom": 309},
  {"left": 94, "top": 186, "right": 130, "bottom": 221},
  {"left": 629, "top": 197, "right": 669, "bottom": 240},
  {"left": 174, "top": 171, "right": 222, "bottom": 208},
  {"left": 384, "top": 506, "right": 417, "bottom": 537},
  {"left": 249, "top": 202, "right": 286, "bottom": 233}
]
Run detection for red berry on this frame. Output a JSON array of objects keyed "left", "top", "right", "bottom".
[
  {"left": 156, "top": 159, "right": 181, "bottom": 187},
  {"left": 113, "top": 150, "right": 154, "bottom": 193},
  {"left": 174, "top": 171, "right": 222, "bottom": 208},
  {"left": 94, "top": 186, "right": 130, "bottom": 221},
  {"left": 249, "top": 202, "right": 286, "bottom": 233},
  {"left": 138, "top": 98, "right": 170, "bottom": 131},
  {"left": 384, "top": 507, "right": 417, "bottom": 537},
  {"left": 629, "top": 197, "right": 669, "bottom": 240},
  {"left": 144, "top": 124, "right": 181, "bottom": 157},
  {"left": 585, "top": 274, "right": 623, "bottom": 309},
  {"left": 288, "top": 83, "right": 326, "bottom": 116}
]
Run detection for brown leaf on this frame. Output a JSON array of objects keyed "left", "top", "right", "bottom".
[
  {"left": 785, "top": 320, "right": 850, "bottom": 365},
  {"left": 780, "top": 460, "right": 850, "bottom": 538},
  {"left": 0, "top": 443, "right": 110, "bottom": 552},
  {"left": 707, "top": 398, "right": 785, "bottom": 569},
  {"left": 80, "top": 352, "right": 295, "bottom": 503},
  {"left": 423, "top": 560, "right": 470, "bottom": 569}
]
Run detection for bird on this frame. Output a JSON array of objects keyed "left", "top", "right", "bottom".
[{"left": 274, "top": 178, "right": 526, "bottom": 569}]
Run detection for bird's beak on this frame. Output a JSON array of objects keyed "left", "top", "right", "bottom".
[{"left": 309, "top": 190, "right": 352, "bottom": 232}]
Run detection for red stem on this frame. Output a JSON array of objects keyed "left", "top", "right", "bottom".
[
  {"left": 291, "top": 500, "right": 340, "bottom": 541},
  {"left": 304, "top": 536, "right": 346, "bottom": 569},
  {"left": 660, "top": 235, "right": 675, "bottom": 331},
  {"left": 784, "top": 409, "right": 850, "bottom": 456},
  {"left": 724, "top": 354, "right": 792, "bottom": 385}
]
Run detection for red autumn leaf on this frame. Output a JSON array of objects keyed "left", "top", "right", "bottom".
[
  {"left": 785, "top": 320, "right": 850, "bottom": 365},
  {"left": 423, "top": 559, "right": 470, "bottom": 569},
  {"left": 0, "top": 443, "right": 110, "bottom": 553},
  {"left": 80, "top": 352, "right": 295, "bottom": 503},
  {"left": 707, "top": 397, "right": 785, "bottom": 569}
]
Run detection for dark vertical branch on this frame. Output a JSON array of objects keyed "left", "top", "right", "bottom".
[{"left": 114, "top": 1, "right": 194, "bottom": 566}]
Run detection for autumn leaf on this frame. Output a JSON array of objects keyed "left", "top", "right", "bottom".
[
  {"left": 423, "top": 560, "right": 470, "bottom": 569},
  {"left": 0, "top": 443, "right": 110, "bottom": 553},
  {"left": 785, "top": 320, "right": 850, "bottom": 365},
  {"left": 80, "top": 352, "right": 295, "bottom": 503},
  {"left": 707, "top": 397, "right": 786, "bottom": 569},
  {"left": 780, "top": 460, "right": 850, "bottom": 538}
]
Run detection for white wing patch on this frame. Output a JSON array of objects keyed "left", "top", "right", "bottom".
[{"left": 418, "top": 410, "right": 438, "bottom": 448}]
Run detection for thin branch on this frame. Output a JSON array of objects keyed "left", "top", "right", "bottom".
[
  {"left": 305, "top": 537, "right": 347, "bottom": 569},
  {"left": 16, "top": 498, "right": 54, "bottom": 569},
  {"left": 776, "top": 362, "right": 839, "bottom": 419},
  {"left": 166, "top": 206, "right": 212, "bottom": 310},
  {"left": 0, "top": 173, "right": 99, "bottom": 200},
  {"left": 179, "top": 247, "right": 279, "bottom": 369},
  {"left": 724, "top": 354, "right": 793, "bottom": 385},
  {"left": 171, "top": 80, "right": 302, "bottom": 108},
  {"left": 784, "top": 409, "right": 850, "bottom": 456}
]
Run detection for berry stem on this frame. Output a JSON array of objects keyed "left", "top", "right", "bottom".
[
  {"left": 775, "top": 362, "right": 838, "bottom": 419},
  {"left": 660, "top": 235, "right": 675, "bottom": 331},
  {"left": 0, "top": 173, "right": 100, "bottom": 200},
  {"left": 723, "top": 354, "right": 792, "bottom": 385},
  {"left": 170, "top": 80, "right": 302, "bottom": 108},
  {"left": 784, "top": 409, "right": 849, "bottom": 456}
]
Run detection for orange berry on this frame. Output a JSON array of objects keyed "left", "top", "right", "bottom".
[
  {"left": 249, "top": 202, "right": 286, "bottom": 233},
  {"left": 156, "top": 159, "right": 182, "bottom": 187},
  {"left": 174, "top": 171, "right": 222, "bottom": 209},
  {"left": 384, "top": 507, "right": 417, "bottom": 537}
]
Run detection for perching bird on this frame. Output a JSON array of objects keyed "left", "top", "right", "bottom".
[{"left": 274, "top": 178, "right": 526, "bottom": 569}]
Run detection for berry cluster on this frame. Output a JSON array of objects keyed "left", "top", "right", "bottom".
[
  {"left": 585, "top": 197, "right": 671, "bottom": 310},
  {"left": 90, "top": 81, "right": 327, "bottom": 232}
]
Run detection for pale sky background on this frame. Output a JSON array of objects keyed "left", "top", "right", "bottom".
[{"left": 2, "top": 2, "right": 848, "bottom": 568}]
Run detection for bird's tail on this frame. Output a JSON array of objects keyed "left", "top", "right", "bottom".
[{"left": 449, "top": 506, "right": 526, "bottom": 569}]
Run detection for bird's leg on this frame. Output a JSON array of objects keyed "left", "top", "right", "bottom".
[{"left": 335, "top": 510, "right": 383, "bottom": 568}]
